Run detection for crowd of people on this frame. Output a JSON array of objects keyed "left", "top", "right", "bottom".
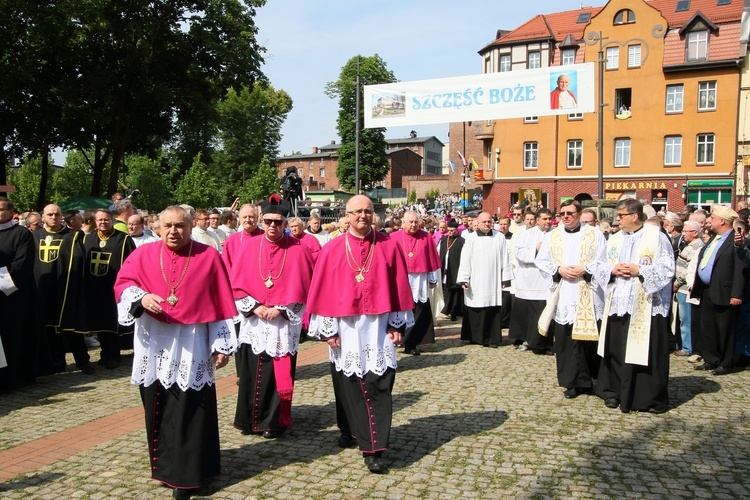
[{"left": 1, "top": 191, "right": 749, "bottom": 498}]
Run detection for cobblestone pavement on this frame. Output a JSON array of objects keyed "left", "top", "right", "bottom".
[{"left": 1, "top": 319, "right": 748, "bottom": 499}]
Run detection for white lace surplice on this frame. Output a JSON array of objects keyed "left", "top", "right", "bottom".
[
  {"left": 119, "top": 286, "right": 237, "bottom": 391},
  {"left": 235, "top": 296, "right": 304, "bottom": 357},
  {"left": 407, "top": 270, "right": 438, "bottom": 304},
  {"left": 308, "top": 311, "right": 414, "bottom": 378}
]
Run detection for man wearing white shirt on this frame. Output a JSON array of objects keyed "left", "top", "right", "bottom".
[{"left": 192, "top": 209, "right": 221, "bottom": 252}]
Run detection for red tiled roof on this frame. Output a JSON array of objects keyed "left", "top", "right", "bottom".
[
  {"left": 482, "top": 7, "right": 602, "bottom": 50},
  {"left": 647, "top": 0, "right": 742, "bottom": 27},
  {"left": 663, "top": 21, "right": 742, "bottom": 66}
]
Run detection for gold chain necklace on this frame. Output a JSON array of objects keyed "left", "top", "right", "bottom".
[
  {"left": 345, "top": 231, "right": 376, "bottom": 283},
  {"left": 97, "top": 229, "right": 113, "bottom": 248},
  {"left": 159, "top": 241, "right": 193, "bottom": 306},
  {"left": 258, "top": 234, "right": 288, "bottom": 288}
]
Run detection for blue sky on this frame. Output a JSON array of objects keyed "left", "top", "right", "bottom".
[{"left": 255, "top": 0, "right": 593, "bottom": 155}]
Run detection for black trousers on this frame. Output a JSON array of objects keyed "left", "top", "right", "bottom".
[
  {"left": 403, "top": 299, "right": 435, "bottom": 349},
  {"left": 551, "top": 321, "right": 599, "bottom": 389},
  {"left": 461, "top": 305, "right": 502, "bottom": 346},
  {"left": 331, "top": 364, "right": 395, "bottom": 454},
  {"left": 698, "top": 290, "right": 737, "bottom": 368},
  {"left": 48, "top": 328, "right": 90, "bottom": 372}
]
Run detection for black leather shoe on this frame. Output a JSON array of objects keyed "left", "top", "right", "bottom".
[
  {"left": 262, "top": 429, "right": 284, "bottom": 439},
  {"left": 711, "top": 366, "right": 732, "bottom": 376},
  {"left": 604, "top": 398, "right": 620, "bottom": 409},
  {"left": 648, "top": 407, "right": 668, "bottom": 414},
  {"left": 694, "top": 362, "right": 717, "bottom": 371},
  {"left": 564, "top": 388, "right": 581, "bottom": 399},
  {"left": 79, "top": 363, "right": 95, "bottom": 375},
  {"left": 404, "top": 347, "right": 420, "bottom": 355},
  {"left": 363, "top": 455, "right": 387, "bottom": 474},
  {"left": 338, "top": 434, "right": 357, "bottom": 448},
  {"left": 172, "top": 488, "right": 192, "bottom": 499}
]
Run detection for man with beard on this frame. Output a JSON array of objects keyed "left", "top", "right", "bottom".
[
  {"left": 230, "top": 199, "right": 314, "bottom": 439},
  {"left": 83, "top": 210, "right": 136, "bottom": 368},
  {"left": 396, "top": 210, "right": 441, "bottom": 355},
  {"left": 33, "top": 204, "right": 93, "bottom": 374},
  {"left": 115, "top": 206, "right": 237, "bottom": 499},
  {"left": 307, "top": 195, "right": 413, "bottom": 474},
  {"left": 457, "top": 212, "right": 512, "bottom": 347},
  {"left": 509, "top": 208, "right": 554, "bottom": 355},
  {"left": 437, "top": 219, "right": 465, "bottom": 321},
  {"left": 536, "top": 200, "right": 606, "bottom": 399}
]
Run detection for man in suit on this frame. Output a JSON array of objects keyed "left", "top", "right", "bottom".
[{"left": 690, "top": 205, "right": 747, "bottom": 375}]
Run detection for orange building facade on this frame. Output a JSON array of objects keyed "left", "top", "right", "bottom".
[{"left": 460, "top": 0, "right": 747, "bottom": 214}]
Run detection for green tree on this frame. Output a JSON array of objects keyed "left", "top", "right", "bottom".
[
  {"left": 121, "top": 154, "right": 175, "bottom": 212},
  {"left": 216, "top": 83, "right": 293, "bottom": 190},
  {"left": 174, "top": 154, "right": 223, "bottom": 209},
  {"left": 49, "top": 150, "right": 107, "bottom": 204},
  {"left": 237, "top": 157, "right": 280, "bottom": 203},
  {"left": 7, "top": 157, "right": 52, "bottom": 211},
  {"left": 325, "top": 55, "right": 396, "bottom": 192}
]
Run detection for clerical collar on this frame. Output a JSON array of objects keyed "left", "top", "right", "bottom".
[
  {"left": 0, "top": 220, "right": 14, "bottom": 231},
  {"left": 308, "top": 226, "right": 322, "bottom": 234},
  {"left": 624, "top": 225, "right": 644, "bottom": 235},
  {"left": 45, "top": 225, "right": 66, "bottom": 234},
  {"left": 564, "top": 224, "right": 581, "bottom": 234},
  {"left": 348, "top": 228, "right": 372, "bottom": 240},
  {"left": 265, "top": 233, "right": 285, "bottom": 244},
  {"left": 477, "top": 229, "right": 492, "bottom": 237}
]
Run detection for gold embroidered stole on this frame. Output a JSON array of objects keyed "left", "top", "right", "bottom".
[
  {"left": 537, "top": 225, "right": 598, "bottom": 340},
  {"left": 598, "top": 224, "right": 659, "bottom": 366}
]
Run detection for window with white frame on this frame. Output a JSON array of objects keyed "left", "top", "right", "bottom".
[
  {"left": 528, "top": 51, "right": 541, "bottom": 69},
  {"left": 628, "top": 45, "right": 642, "bottom": 67},
  {"left": 687, "top": 30, "right": 708, "bottom": 61},
  {"left": 664, "top": 136, "right": 682, "bottom": 165},
  {"left": 606, "top": 47, "right": 619, "bottom": 70},
  {"left": 568, "top": 112, "right": 583, "bottom": 120},
  {"left": 615, "top": 138, "right": 631, "bottom": 167},
  {"left": 567, "top": 140, "right": 583, "bottom": 169},
  {"left": 484, "top": 57, "right": 492, "bottom": 74},
  {"left": 696, "top": 134, "right": 715, "bottom": 164},
  {"left": 500, "top": 54, "right": 511, "bottom": 72},
  {"left": 666, "top": 84, "right": 684, "bottom": 113},
  {"left": 524, "top": 116, "right": 539, "bottom": 123},
  {"left": 309, "top": 161, "right": 314, "bottom": 169},
  {"left": 320, "top": 167, "right": 325, "bottom": 178},
  {"left": 486, "top": 145, "right": 494, "bottom": 171},
  {"left": 562, "top": 49, "right": 576, "bottom": 65},
  {"left": 698, "top": 81, "right": 716, "bottom": 110},
  {"left": 524, "top": 142, "right": 538, "bottom": 170}
]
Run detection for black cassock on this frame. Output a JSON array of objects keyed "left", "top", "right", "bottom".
[
  {"left": 0, "top": 224, "right": 38, "bottom": 390},
  {"left": 437, "top": 234, "right": 465, "bottom": 318}
]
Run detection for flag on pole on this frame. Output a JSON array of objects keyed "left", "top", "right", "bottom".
[
  {"left": 470, "top": 157, "right": 480, "bottom": 171},
  {"left": 457, "top": 150, "right": 469, "bottom": 170}
]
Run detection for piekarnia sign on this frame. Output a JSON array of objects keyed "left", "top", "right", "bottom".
[{"left": 364, "top": 63, "right": 595, "bottom": 129}]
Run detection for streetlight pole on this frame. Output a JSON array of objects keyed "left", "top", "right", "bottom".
[
  {"left": 355, "top": 57, "right": 361, "bottom": 194},
  {"left": 586, "top": 31, "right": 609, "bottom": 201}
]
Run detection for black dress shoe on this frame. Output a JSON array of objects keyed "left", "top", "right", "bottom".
[
  {"left": 403, "top": 347, "right": 420, "bottom": 355},
  {"left": 564, "top": 388, "right": 581, "bottom": 399},
  {"left": 694, "top": 362, "right": 717, "bottom": 371},
  {"left": 484, "top": 344, "right": 498, "bottom": 348},
  {"left": 711, "top": 366, "right": 732, "bottom": 376},
  {"left": 604, "top": 398, "right": 620, "bottom": 409},
  {"left": 338, "top": 434, "right": 357, "bottom": 448},
  {"left": 363, "top": 455, "right": 387, "bottom": 474},
  {"left": 172, "top": 488, "right": 192, "bottom": 499},
  {"left": 262, "top": 429, "right": 284, "bottom": 439},
  {"left": 79, "top": 363, "right": 95, "bottom": 375},
  {"left": 450, "top": 315, "right": 457, "bottom": 321},
  {"left": 648, "top": 407, "right": 668, "bottom": 414}
]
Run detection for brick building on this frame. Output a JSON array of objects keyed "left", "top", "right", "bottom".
[{"left": 452, "top": 0, "right": 749, "bottom": 215}]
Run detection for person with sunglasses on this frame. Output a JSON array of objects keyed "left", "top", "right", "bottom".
[{"left": 229, "top": 197, "right": 314, "bottom": 440}]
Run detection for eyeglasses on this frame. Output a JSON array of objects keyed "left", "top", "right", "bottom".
[
  {"left": 347, "top": 209, "right": 374, "bottom": 216},
  {"left": 263, "top": 219, "right": 284, "bottom": 226},
  {"left": 615, "top": 212, "right": 634, "bottom": 219},
  {"left": 513, "top": 213, "right": 523, "bottom": 217},
  {"left": 559, "top": 211, "right": 578, "bottom": 217}
]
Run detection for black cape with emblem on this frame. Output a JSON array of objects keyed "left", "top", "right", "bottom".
[
  {"left": 0, "top": 223, "right": 38, "bottom": 390},
  {"left": 83, "top": 230, "right": 135, "bottom": 333},
  {"left": 32, "top": 227, "right": 86, "bottom": 333}
]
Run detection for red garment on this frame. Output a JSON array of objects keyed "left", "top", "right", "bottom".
[
  {"left": 222, "top": 227, "right": 264, "bottom": 272},
  {"left": 393, "top": 229, "right": 441, "bottom": 274},
  {"left": 550, "top": 88, "right": 577, "bottom": 109},
  {"left": 292, "top": 232, "right": 322, "bottom": 263},
  {"left": 230, "top": 234, "right": 314, "bottom": 304},
  {"left": 114, "top": 241, "right": 237, "bottom": 324},
  {"left": 307, "top": 230, "right": 414, "bottom": 317}
]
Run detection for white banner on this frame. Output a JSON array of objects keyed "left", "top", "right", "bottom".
[{"left": 364, "top": 63, "right": 595, "bottom": 128}]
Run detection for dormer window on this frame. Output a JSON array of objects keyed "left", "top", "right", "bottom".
[
  {"left": 687, "top": 30, "right": 708, "bottom": 60},
  {"left": 676, "top": 0, "right": 690, "bottom": 12},
  {"left": 577, "top": 13, "right": 591, "bottom": 24}
]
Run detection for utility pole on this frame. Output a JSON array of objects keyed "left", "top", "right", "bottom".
[
  {"left": 586, "top": 31, "right": 609, "bottom": 201},
  {"left": 355, "top": 57, "right": 361, "bottom": 194}
]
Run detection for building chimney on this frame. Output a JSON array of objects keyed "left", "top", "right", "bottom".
[{"left": 312, "top": 147, "right": 318, "bottom": 154}]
